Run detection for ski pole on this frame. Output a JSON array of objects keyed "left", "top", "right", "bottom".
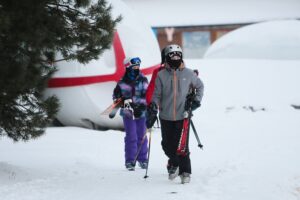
[
  {"left": 155, "top": 117, "right": 160, "bottom": 128},
  {"left": 133, "top": 130, "right": 148, "bottom": 165},
  {"left": 144, "top": 128, "right": 152, "bottom": 179},
  {"left": 190, "top": 119, "right": 203, "bottom": 149}
]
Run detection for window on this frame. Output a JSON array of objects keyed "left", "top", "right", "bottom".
[{"left": 183, "top": 31, "right": 211, "bottom": 58}]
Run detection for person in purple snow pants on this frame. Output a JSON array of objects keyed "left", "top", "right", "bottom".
[{"left": 112, "top": 57, "right": 149, "bottom": 171}]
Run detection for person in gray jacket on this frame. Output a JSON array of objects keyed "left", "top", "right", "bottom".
[{"left": 149, "top": 44, "right": 204, "bottom": 183}]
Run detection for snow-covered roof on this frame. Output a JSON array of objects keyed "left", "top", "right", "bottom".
[
  {"left": 122, "top": 0, "right": 300, "bottom": 27},
  {"left": 204, "top": 20, "right": 300, "bottom": 60}
]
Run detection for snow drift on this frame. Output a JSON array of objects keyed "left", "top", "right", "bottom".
[{"left": 204, "top": 20, "right": 300, "bottom": 60}]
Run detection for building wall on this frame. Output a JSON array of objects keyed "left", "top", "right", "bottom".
[{"left": 154, "top": 24, "right": 249, "bottom": 58}]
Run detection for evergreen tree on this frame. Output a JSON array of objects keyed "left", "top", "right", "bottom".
[{"left": 0, "top": 0, "right": 121, "bottom": 141}]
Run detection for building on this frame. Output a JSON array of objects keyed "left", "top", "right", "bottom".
[
  {"left": 154, "top": 24, "right": 243, "bottom": 59},
  {"left": 123, "top": 0, "right": 300, "bottom": 58}
]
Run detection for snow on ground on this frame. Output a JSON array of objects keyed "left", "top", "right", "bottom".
[{"left": 1, "top": 59, "right": 300, "bottom": 200}]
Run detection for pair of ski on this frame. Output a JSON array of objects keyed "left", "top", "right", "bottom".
[
  {"left": 176, "top": 91, "right": 203, "bottom": 156},
  {"left": 176, "top": 113, "right": 203, "bottom": 156},
  {"left": 176, "top": 115, "right": 190, "bottom": 156},
  {"left": 101, "top": 98, "right": 123, "bottom": 118}
]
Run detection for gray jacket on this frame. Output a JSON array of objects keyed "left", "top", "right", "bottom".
[{"left": 152, "top": 63, "right": 204, "bottom": 121}]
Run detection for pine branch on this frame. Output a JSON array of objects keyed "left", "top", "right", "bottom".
[
  {"left": 0, "top": 0, "right": 120, "bottom": 141},
  {"left": 47, "top": 3, "right": 87, "bottom": 17}
]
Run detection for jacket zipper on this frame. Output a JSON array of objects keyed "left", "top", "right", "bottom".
[{"left": 173, "top": 71, "right": 177, "bottom": 120}]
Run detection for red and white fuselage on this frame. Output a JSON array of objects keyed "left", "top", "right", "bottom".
[{"left": 44, "top": 0, "right": 160, "bottom": 130}]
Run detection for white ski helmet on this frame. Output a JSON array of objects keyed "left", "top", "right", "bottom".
[
  {"left": 123, "top": 57, "right": 141, "bottom": 68},
  {"left": 164, "top": 44, "right": 183, "bottom": 56}
]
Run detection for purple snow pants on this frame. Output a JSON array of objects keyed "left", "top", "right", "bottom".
[{"left": 123, "top": 116, "right": 148, "bottom": 164}]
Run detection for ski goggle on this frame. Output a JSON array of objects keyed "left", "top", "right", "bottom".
[
  {"left": 168, "top": 51, "right": 182, "bottom": 58},
  {"left": 124, "top": 57, "right": 141, "bottom": 68}
]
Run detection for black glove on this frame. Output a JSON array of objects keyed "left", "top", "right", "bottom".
[
  {"left": 132, "top": 104, "right": 146, "bottom": 118},
  {"left": 191, "top": 100, "right": 201, "bottom": 111},
  {"left": 113, "top": 85, "right": 122, "bottom": 99},
  {"left": 146, "top": 102, "right": 158, "bottom": 129}
]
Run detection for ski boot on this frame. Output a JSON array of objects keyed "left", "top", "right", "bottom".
[
  {"left": 180, "top": 172, "right": 191, "bottom": 184},
  {"left": 168, "top": 166, "right": 179, "bottom": 180},
  {"left": 125, "top": 162, "right": 135, "bottom": 171},
  {"left": 138, "top": 161, "right": 148, "bottom": 169}
]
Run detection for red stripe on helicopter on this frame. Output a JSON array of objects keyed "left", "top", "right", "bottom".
[{"left": 47, "top": 32, "right": 159, "bottom": 88}]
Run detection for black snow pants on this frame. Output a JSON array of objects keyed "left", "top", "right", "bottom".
[{"left": 160, "top": 118, "right": 191, "bottom": 175}]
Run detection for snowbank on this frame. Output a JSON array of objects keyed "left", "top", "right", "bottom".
[{"left": 204, "top": 20, "right": 300, "bottom": 60}]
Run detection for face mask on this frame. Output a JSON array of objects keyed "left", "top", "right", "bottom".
[
  {"left": 133, "top": 69, "right": 139, "bottom": 77},
  {"left": 166, "top": 57, "right": 182, "bottom": 69},
  {"left": 126, "top": 67, "right": 139, "bottom": 80}
]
